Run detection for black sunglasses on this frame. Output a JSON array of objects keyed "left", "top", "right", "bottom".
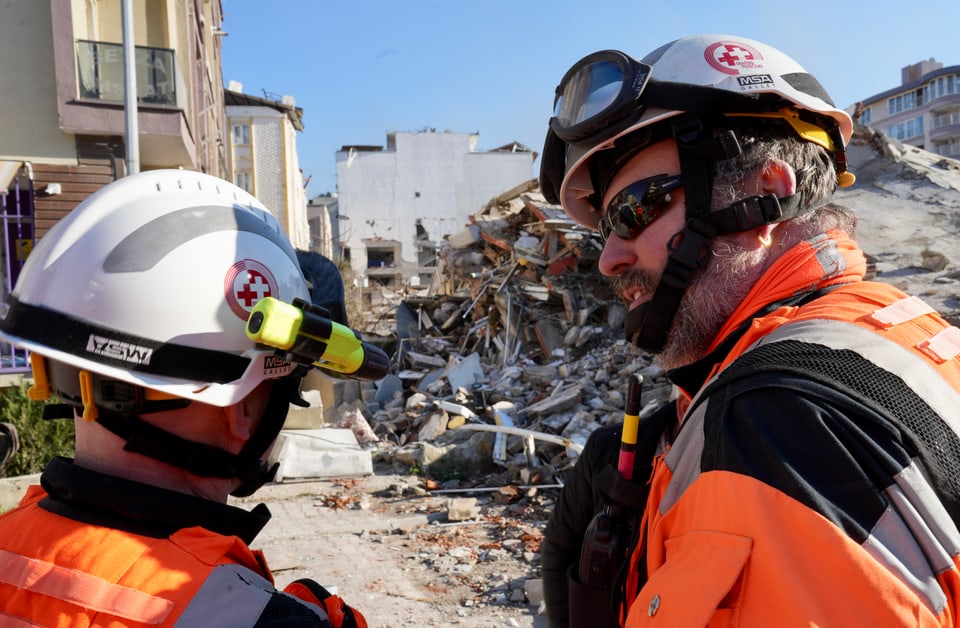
[{"left": 598, "top": 174, "right": 682, "bottom": 244}]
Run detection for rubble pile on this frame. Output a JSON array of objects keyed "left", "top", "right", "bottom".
[{"left": 332, "top": 182, "right": 676, "bottom": 481}]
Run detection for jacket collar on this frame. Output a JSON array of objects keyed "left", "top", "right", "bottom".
[
  {"left": 38, "top": 457, "right": 271, "bottom": 544},
  {"left": 668, "top": 231, "right": 866, "bottom": 394}
]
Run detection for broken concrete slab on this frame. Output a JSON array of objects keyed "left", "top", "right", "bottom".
[
  {"left": 270, "top": 428, "right": 373, "bottom": 482},
  {"left": 522, "top": 384, "right": 583, "bottom": 418},
  {"left": 444, "top": 352, "right": 484, "bottom": 393},
  {"left": 447, "top": 497, "right": 480, "bottom": 522}
]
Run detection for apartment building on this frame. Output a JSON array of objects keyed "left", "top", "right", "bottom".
[
  {"left": 854, "top": 58, "right": 960, "bottom": 159},
  {"left": 224, "top": 85, "right": 310, "bottom": 250},
  {"left": 0, "top": 0, "right": 228, "bottom": 373}
]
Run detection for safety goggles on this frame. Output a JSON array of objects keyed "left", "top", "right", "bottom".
[
  {"left": 550, "top": 50, "right": 652, "bottom": 144},
  {"left": 598, "top": 174, "right": 682, "bottom": 244}
]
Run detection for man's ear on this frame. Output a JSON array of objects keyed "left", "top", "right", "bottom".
[
  {"left": 761, "top": 159, "right": 797, "bottom": 198},
  {"left": 224, "top": 402, "right": 255, "bottom": 442}
]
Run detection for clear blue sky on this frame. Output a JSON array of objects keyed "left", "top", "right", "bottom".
[{"left": 221, "top": 0, "right": 958, "bottom": 198}]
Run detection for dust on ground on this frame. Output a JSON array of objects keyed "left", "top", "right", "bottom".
[{"left": 233, "top": 469, "right": 553, "bottom": 628}]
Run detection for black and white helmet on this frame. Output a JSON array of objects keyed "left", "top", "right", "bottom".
[{"left": 0, "top": 169, "right": 310, "bottom": 407}]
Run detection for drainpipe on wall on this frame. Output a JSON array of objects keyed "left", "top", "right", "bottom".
[{"left": 121, "top": 0, "right": 139, "bottom": 176}]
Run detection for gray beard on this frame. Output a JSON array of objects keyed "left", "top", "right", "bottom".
[{"left": 613, "top": 239, "right": 770, "bottom": 370}]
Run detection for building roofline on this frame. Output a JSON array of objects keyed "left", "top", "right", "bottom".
[
  {"left": 224, "top": 89, "right": 304, "bottom": 131},
  {"left": 861, "top": 64, "right": 960, "bottom": 107}
]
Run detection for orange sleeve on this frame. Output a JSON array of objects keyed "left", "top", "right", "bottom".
[{"left": 284, "top": 579, "right": 368, "bottom": 628}]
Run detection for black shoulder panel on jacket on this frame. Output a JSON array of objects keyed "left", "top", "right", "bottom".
[
  {"left": 254, "top": 592, "right": 335, "bottom": 628},
  {"left": 695, "top": 339, "right": 960, "bottom": 541}
]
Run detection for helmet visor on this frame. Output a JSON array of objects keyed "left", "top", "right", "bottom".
[{"left": 550, "top": 50, "right": 652, "bottom": 143}]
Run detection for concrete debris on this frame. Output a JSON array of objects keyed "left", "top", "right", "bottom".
[
  {"left": 269, "top": 428, "right": 373, "bottom": 482},
  {"left": 279, "top": 126, "right": 960, "bottom": 487},
  {"left": 313, "top": 126, "right": 960, "bottom": 487},
  {"left": 446, "top": 497, "right": 480, "bottom": 522},
  {"left": 301, "top": 186, "right": 676, "bottom": 486}
]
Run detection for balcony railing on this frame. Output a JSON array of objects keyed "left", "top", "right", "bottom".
[
  {"left": 0, "top": 175, "right": 33, "bottom": 374},
  {"left": 76, "top": 40, "right": 179, "bottom": 107},
  {"left": 933, "top": 111, "right": 960, "bottom": 129},
  {"left": 937, "top": 143, "right": 960, "bottom": 159}
]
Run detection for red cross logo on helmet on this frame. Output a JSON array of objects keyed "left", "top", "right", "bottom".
[
  {"left": 224, "top": 259, "right": 278, "bottom": 320},
  {"left": 704, "top": 40, "right": 765, "bottom": 75}
]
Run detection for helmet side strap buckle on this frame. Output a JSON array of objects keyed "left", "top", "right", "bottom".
[
  {"left": 78, "top": 370, "right": 99, "bottom": 422},
  {"left": 28, "top": 353, "right": 52, "bottom": 401}
]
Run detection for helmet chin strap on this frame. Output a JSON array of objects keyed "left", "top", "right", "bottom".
[
  {"left": 625, "top": 220, "right": 713, "bottom": 353},
  {"left": 46, "top": 376, "right": 308, "bottom": 498},
  {"left": 624, "top": 115, "right": 804, "bottom": 354},
  {"left": 230, "top": 377, "right": 307, "bottom": 497},
  {"left": 623, "top": 190, "right": 798, "bottom": 352},
  {"left": 624, "top": 115, "right": 734, "bottom": 353}
]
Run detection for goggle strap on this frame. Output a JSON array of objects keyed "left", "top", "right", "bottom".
[
  {"left": 1, "top": 298, "right": 251, "bottom": 385},
  {"left": 703, "top": 194, "right": 790, "bottom": 235},
  {"left": 539, "top": 129, "right": 567, "bottom": 205}
]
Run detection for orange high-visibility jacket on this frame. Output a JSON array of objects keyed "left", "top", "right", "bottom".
[
  {"left": 625, "top": 232, "right": 960, "bottom": 626},
  {"left": 0, "top": 458, "right": 364, "bottom": 627}
]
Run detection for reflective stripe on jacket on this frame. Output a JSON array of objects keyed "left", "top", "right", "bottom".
[
  {"left": 625, "top": 231, "right": 960, "bottom": 626},
  {"left": 0, "top": 485, "right": 335, "bottom": 627}
]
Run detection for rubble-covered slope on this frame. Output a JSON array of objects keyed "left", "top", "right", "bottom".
[{"left": 840, "top": 125, "right": 960, "bottom": 323}]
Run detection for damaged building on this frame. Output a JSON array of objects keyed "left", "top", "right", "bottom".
[
  {"left": 331, "top": 129, "right": 537, "bottom": 299},
  {"left": 293, "top": 179, "right": 674, "bottom": 483}
]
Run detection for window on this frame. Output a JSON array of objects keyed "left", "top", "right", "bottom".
[
  {"left": 888, "top": 92, "right": 918, "bottom": 115},
  {"left": 367, "top": 248, "right": 395, "bottom": 269},
  {"left": 908, "top": 116, "right": 923, "bottom": 138},
  {"left": 860, "top": 107, "right": 872, "bottom": 125},
  {"left": 234, "top": 171, "right": 251, "bottom": 192},
  {"left": 927, "top": 75, "right": 960, "bottom": 101},
  {"left": 232, "top": 124, "right": 250, "bottom": 145},
  {"left": 76, "top": 41, "right": 178, "bottom": 106},
  {"left": 887, "top": 116, "right": 924, "bottom": 140}
]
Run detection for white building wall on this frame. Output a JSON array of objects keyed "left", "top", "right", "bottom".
[
  {"left": 227, "top": 103, "right": 310, "bottom": 249},
  {"left": 252, "top": 118, "right": 285, "bottom": 223},
  {"left": 0, "top": 0, "right": 76, "bottom": 163},
  {"left": 854, "top": 60, "right": 960, "bottom": 158},
  {"left": 336, "top": 131, "right": 534, "bottom": 277},
  {"left": 339, "top": 150, "right": 400, "bottom": 252},
  {"left": 284, "top": 123, "right": 310, "bottom": 249}
]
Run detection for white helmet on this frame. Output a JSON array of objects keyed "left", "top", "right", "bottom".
[
  {"left": 540, "top": 34, "right": 855, "bottom": 227},
  {"left": 0, "top": 169, "right": 309, "bottom": 407}
]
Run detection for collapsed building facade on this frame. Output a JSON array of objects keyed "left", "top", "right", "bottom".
[{"left": 319, "top": 181, "right": 674, "bottom": 479}]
